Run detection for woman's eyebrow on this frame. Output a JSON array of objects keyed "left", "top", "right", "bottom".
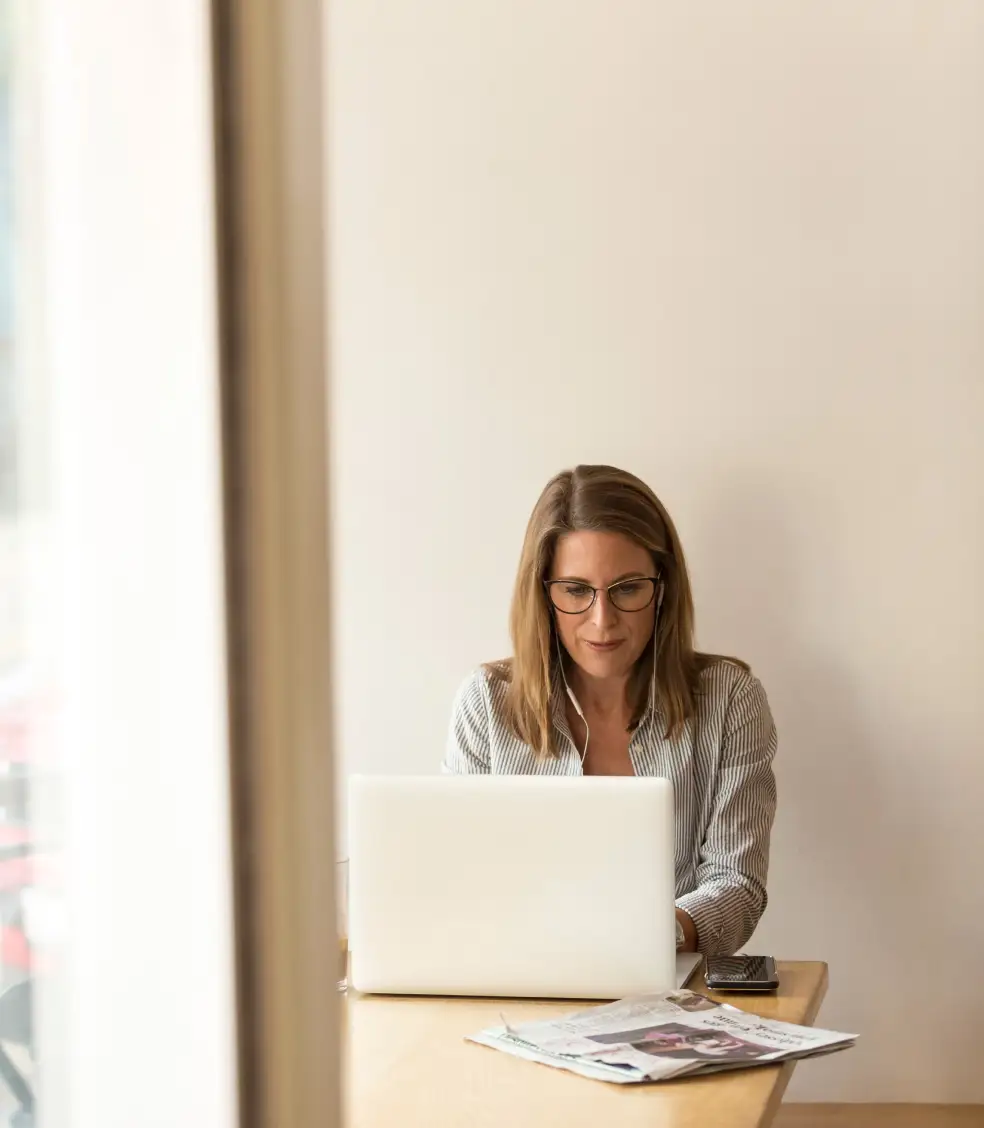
[{"left": 551, "top": 571, "right": 648, "bottom": 584}]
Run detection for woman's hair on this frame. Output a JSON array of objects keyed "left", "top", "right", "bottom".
[{"left": 490, "top": 464, "right": 744, "bottom": 758}]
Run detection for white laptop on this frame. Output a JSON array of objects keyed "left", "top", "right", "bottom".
[{"left": 347, "top": 774, "right": 700, "bottom": 999}]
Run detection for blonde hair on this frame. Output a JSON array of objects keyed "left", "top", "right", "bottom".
[{"left": 490, "top": 464, "right": 744, "bottom": 757}]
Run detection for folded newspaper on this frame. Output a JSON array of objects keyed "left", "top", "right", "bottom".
[{"left": 468, "top": 990, "right": 857, "bottom": 1084}]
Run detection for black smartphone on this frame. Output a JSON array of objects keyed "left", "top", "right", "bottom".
[{"left": 704, "top": 955, "right": 779, "bottom": 992}]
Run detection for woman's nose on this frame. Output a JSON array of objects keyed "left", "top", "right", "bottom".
[{"left": 589, "top": 589, "right": 618, "bottom": 628}]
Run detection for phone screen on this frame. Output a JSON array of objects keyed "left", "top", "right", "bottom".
[
  {"left": 705, "top": 956, "right": 778, "bottom": 988},
  {"left": 709, "top": 956, "right": 772, "bottom": 981}
]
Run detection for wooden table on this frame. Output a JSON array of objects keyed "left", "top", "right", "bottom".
[{"left": 344, "top": 961, "right": 828, "bottom": 1128}]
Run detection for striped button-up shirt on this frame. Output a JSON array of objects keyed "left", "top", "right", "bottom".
[{"left": 443, "top": 659, "right": 778, "bottom": 956}]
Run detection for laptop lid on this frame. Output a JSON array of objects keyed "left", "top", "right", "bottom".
[{"left": 348, "top": 774, "right": 677, "bottom": 999}]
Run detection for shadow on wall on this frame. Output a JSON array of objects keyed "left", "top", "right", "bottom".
[{"left": 689, "top": 476, "right": 978, "bottom": 1100}]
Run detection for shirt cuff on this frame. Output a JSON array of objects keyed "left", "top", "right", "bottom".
[{"left": 675, "top": 888, "right": 727, "bottom": 955}]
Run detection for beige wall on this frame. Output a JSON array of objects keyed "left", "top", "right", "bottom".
[{"left": 326, "top": 1, "right": 984, "bottom": 1103}]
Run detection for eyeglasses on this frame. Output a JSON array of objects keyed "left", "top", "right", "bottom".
[{"left": 543, "top": 576, "right": 660, "bottom": 615}]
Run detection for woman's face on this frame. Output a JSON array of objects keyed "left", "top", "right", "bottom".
[{"left": 549, "top": 530, "right": 657, "bottom": 682}]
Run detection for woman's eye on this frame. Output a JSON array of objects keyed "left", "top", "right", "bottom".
[
  {"left": 563, "top": 583, "right": 591, "bottom": 597},
  {"left": 615, "top": 581, "right": 642, "bottom": 595}
]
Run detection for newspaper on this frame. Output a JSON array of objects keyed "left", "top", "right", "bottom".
[{"left": 468, "top": 990, "right": 857, "bottom": 1084}]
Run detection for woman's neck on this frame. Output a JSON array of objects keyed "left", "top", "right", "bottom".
[{"left": 567, "top": 666, "right": 631, "bottom": 721}]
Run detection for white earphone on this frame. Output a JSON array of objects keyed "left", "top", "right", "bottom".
[
  {"left": 555, "top": 630, "right": 590, "bottom": 763},
  {"left": 649, "top": 584, "right": 664, "bottom": 713}
]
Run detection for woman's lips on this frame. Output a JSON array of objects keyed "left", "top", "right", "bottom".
[{"left": 583, "top": 639, "right": 625, "bottom": 652}]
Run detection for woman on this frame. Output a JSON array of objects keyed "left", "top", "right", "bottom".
[{"left": 443, "top": 464, "right": 777, "bottom": 957}]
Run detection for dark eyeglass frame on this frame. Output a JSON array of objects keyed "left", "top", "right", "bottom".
[{"left": 543, "top": 575, "right": 661, "bottom": 615}]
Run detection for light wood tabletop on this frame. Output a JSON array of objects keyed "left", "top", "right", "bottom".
[{"left": 343, "top": 960, "right": 829, "bottom": 1128}]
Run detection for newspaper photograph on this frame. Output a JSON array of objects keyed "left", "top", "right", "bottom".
[{"left": 468, "top": 990, "right": 857, "bottom": 1084}]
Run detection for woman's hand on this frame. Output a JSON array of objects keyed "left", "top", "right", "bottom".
[{"left": 676, "top": 907, "right": 698, "bottom": 953}]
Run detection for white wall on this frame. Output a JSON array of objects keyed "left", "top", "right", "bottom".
[{"left": 326, "top": 1, "right": 984, "bottom": 1103}]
